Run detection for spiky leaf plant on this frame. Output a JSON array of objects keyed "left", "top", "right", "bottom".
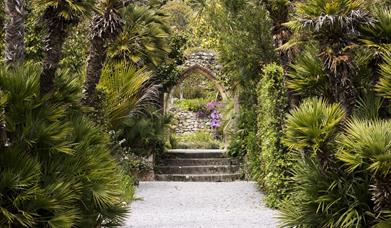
[
  {"left": 107, "top": 5, "right": 171, "bottom": 68},
  {"left": 286, "top": 0, "right": 372, "bottom": 114},
  {"left": 283, "top": 97, "right": 345, "bottom": 166},
  {"left": 287, "top": 45, "right": 329, "bottom": 97},
  {"left": 279, "top": 157, "right": 374, "bottom": 228},
  {"left": 376, "top": 56, "right": 391, "bottom": 98},
  {"left": 353, "top": 93, "right": 383, "bottom": 120},
  {"left": 98, "top": 62, "right": 161, "bottom": 128},
  {"left": 337, "top": 119, "right": 391, "bottom": 219},
  {"left": 0, "top": 65, "right": 129, "bottom": 227},
  {"left": 84, "top": 0, "right": 125, "bottom": 106},
  {"left": 360, "top": 7, "right": 391, "bottom": 57},
  {"left": 281, "top": 97, "right": 375, "bottom": 227}
]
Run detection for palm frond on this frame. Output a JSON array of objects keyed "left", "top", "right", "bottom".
[
  {"left": 107, "top": 5, "right": 171, "bottom": 67},
  {"left": 283, "top": 97, "right": 345, "bottom": 157},
  {"left": 98, "top": 62, "right": 160, "bottom": 127},
  {"left": 287, "top": 45, "right": 330, "bottom": 97},
  {"left": 376, "top": 56, "right": 391, "bottom": 98}
]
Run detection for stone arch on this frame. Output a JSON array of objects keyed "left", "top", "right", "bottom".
[
  {"left": 177, "top": 64, "right": 229, "bottom": 100},
  {"left": 164, "top": 50, "right": 230, "bottom": 112}
]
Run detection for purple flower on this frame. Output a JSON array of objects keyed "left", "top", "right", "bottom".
[
  {"left": 210, "top": 110, "right": 220, "bottom": 120},
  {"left": 207, "top": 101, "right": 220, "bottom": 111},
  {"left": 211, "top": 119, "right": 220, "bottom": 128}
]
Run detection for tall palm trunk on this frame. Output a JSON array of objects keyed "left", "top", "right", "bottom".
[
  {"left": 83, "top": 15, "right": 109, "bottom": 106},
  {"left": 4, "top": 0, "right": 25, "bottom": 65},
  {"left": 320, "top": 42, "right": 357, "bottom": 116},
  {"left": 83, "top": 0, "right": 137, "bottom": 106},
  {"left": 40, "top": 9, "right": 72, "bottom": 95},
  {"left": 264, "top": 1, "right": 297, "bottom": 106}
]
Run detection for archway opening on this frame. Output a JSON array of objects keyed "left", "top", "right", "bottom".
[{"left": 164, "top": 64, "right": 230, "bottom": 149}]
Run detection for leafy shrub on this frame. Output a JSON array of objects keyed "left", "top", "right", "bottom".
[
  {"left": 287, "top": 45, "right": 330, "bottom": 98},
  {"left": 280, "top": 157, "right": 373, "bottom": 228},
  {"left": 228, "top": 85, "right": 259, "bottom": 158},
  {"left": 172, "top": 131, "right": 222, "bottom": 149},
  {"left": 280, "top": 97, "right": 391, "bottom": 227},
  {"left": 175, "top": 98, "right": 209, "bottom": 112},
  {"left": 0, "top": 65, "right": 130, "bottom": 227},
  {"left": 254, "top": 63, "right": 291, "bottom": 207}
]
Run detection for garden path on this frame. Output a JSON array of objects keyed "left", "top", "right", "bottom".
[{"left": 123, "top": 181, "right": 279, "bottom": 228}]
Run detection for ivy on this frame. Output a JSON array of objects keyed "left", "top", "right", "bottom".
[{"left": 254, "top": 63, "right": 292, "bottom": 208}]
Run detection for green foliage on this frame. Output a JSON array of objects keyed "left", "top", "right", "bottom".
[
  {"left": 354, "top": 94, "right": 383, "bottom": 120},
  {"left": 161, "top": 0, "right": 194, "bottom": 31},
  {"left": 203, "top": 0, "right": 276, "bottom": 84},
  {"left": 283, "top": 98, "right": 345, "bottom": 158},
  {"left": 338, "top": 119, "right": 391, "bottom": 176},
  {"left": 108, "top": 5, "right": 171, "bottom": 68},
  {"left": 254, "top": 63, "right": 291, "bottom": 208},
  {"left": 376, "top": 56, "right": 391, "bottom": 99},
  {"left": 117, "top": 112, "right": 171, "bottom": 157},
  {"left": 338, "top": 119, "right": 391, "bottom": 219},
  {"left": 228, "top": 85, "right": 258, "bottom": 158},
  {"left": 98, "top": 62, "right": 160, "bottom": 128},
  {"left": 172, "top": 131, "right": 222, "bottom": 149},
  {"left": 287, "top": 45, "right": 330, "bottom": 97},
  {"left": 279, "top": 158, "right": 374, "bottom": 228},
  {"left": 281, "top": 97, "right": 391, "bottom": 227},
  {"left": 360, "top": 6, "right": 391, "bottom": 56},
  {"left": 34, "top": 0, "right": 97, "bottom": 21},
  {"left": 0, "top": 65, "right": 129, "bottom": 227},
  {"left": 175, "top": 98, "right": 208, "bottom": 111}
]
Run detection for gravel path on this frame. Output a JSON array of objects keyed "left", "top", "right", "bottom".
[{"left": 123, "top": 181, "right": 280, "bottom": 228}]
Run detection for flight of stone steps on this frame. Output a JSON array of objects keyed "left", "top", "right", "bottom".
[{"left": 155, "top": 149, "right": 242, "bottom": 182}]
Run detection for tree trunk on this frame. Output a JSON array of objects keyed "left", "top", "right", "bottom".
[
  {"left": 4, "top": 0, "right": 25, "bottom": 66},
  {"left": 83, "top": 32, "right": 107, "bottom": 106},
  {"left": 40, "top": 15, "right": 68, "bottom": 95},
  {"left": 83, "top": 10, "right": 124, "bottom": 106},
  {"left": 328, "top": 63, "right": 357, "bottom": 116},
  {"left": 265, "top": 2, "right": 299, "bottom": 107}
]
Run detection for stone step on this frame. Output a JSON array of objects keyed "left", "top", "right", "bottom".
[
  {"left": 155, "top": 173, "right": 242, "bottom": 182},
  {"left": 159, "top": 158, "right": 239, "bottom": 166},
  {"left": 156, "top": 165, "right": 240, "bottom": 175},
  {"left": 166, "top": 149, "right": 227, "bottom": 159}
]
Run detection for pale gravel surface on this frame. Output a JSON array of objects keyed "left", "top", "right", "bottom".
[{"left": 123, "top": 181, "right": 280, "bottom": 228}]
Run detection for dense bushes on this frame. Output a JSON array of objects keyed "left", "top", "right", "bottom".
[
  {"left": 0, "top": 66, "right": 131, "bottom": 226},
  {"left": 171, "top": 131, "right": 222, "bottom": 149},
  {"left": 252, "top": 63, "right": 291, "bottom": 207},
  {"left": 280, "top": 98, "right": 391, "bottom": 227},
  {"left": 175, "top": 98, "right": 209, "bottom": 112}
]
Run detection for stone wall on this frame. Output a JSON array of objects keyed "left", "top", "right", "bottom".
[{"left": 171, "top": 108, "right": 211, "bottom": 134}]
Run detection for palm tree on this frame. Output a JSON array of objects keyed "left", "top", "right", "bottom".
[
  {"left": 4, "top": 0, "right": 25, "bottom": 66},
  {"left": 283, "top": 97, "right": 345, "bottom": 166},
  {"left": 286, "top": 0, "right": 371, "bottom": 114},
  {"left": 107, "top": 5, "right": 170, "bottom": 67},
  {"left": 84, "top": 0, "right": 130, "bottom": 106},
  {"left": 337, "top": 119, "right": 391, "bottom": 221},
  {"left": 35, "top": 0, "right": 96, "bottom": 95},
  {"left": 98, "top": 62, "right": 161, "bottom": 128},
  {"left": 261, "top": 0, "right": 293, "bottom": 69}
]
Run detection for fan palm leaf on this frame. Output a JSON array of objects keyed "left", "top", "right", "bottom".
[
  {"left": 287, "top": 0, "right": 373, "bottom": 114},
  {"left": 360, "top": 7, "right": 391, "bottom": 57},
  {"left": 375, "top": 56, "right": 391, "bottom": 98},
  {"left": 283, "top": 97, "right": 345, "bottom": 166},
  {"left": 337, "top": 119, "right": 391, "bottom": 215},
  {"left": 108, "top": 5, "right": 171, "bottom": 68},
  {"left": 287, "top": 45, "right": 330, "bottom": 97},
  {"left": 98, "top": 62, "right": 161, "bottom": 128}
]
